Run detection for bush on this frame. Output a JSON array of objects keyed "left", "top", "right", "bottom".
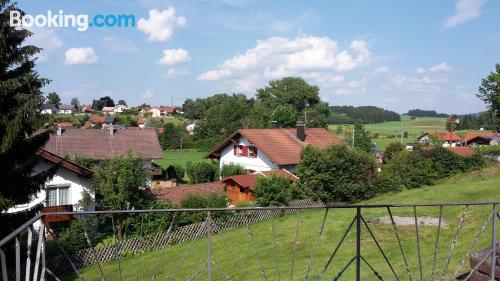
[
  {"left": 173, "top": 164, "right": 186, "bottom": 180},
  {"left": 186, "top": 161, "right": 219, "bottom": 184},
  {"left": 420, "top": 146, "right": 463, "bottom": 178},
  {"left": 373, "top": 173, "right": 402, "bottom": 194},
  {"left": 220, "top": 164, "right": 245, "bottom": 178},
  {"left": 122, "top": 200, "right": 177, "bottom": 236},
  {"left": 384, "top": 151, "right": 436, "bottom": 189},
  {"left": 59, "top": 218, "right": 98, "bottom": 254},
  {"left": 297, "top": 145, "right": 377, "bottom": 203},
  {"left": 384, "top": 142, "right": 405, "bottom": 163},
  {"left": 179, "top": 193, "right": 229, "bottom": 225},
  {"left": 253, "top": 175, "right": 298, "bottom": 206}
]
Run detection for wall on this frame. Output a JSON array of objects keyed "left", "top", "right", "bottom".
[
  {"left": 7, "top": 160, "right": 93, "bottom": 214},
  {"left": 219, "top": 136, "right": 278, "bottom": 173}
]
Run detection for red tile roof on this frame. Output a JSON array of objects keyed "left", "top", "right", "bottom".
[
  {"left": 156, "top": 182, "right": 225, "bottom": 204},
  {"left": 207, "top": 128, "right": 342, "bottom": 165},
  {"left": 43, "top": 128, "right": 163, "bottom": 160},
  {"left": 447, "top": 146, "right": 474, "bottom": 156},
  {"left": 221, "top": 169, "right": 298, "bottom": 190},
  {"left": 90, "top": 115, "right": 106, "bottom": 123},
  {"left": 463, "top": 131, "right": 497, "bottom": 144},
  {"left": 419, "top": 131, "right": 462, "bottom": 142}
]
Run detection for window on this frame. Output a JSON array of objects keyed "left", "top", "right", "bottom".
[
  {"left": 46, "top": 185, "right": 70, "bottom": 206},
  {"left": 239, "top": 186, "right": 245, "bottom": 193},
  {"left": 249, "top": 146, "right": 258, "bottom": 158},
  {"left": 237, "top": 145, "right": 243, "bottom": 156}
]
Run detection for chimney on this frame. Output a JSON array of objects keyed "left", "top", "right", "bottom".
[
  {"left": 271, "top": 121, "right": 279, "bottom": 128},
  {"left": 109, "top": 125, "right": 114, "bottom": 136},
  {"left": 56, "top": 126, "right": 62, "bottom": 136},
  {"left": 296, "top": 121, "right": 305, "bottom": 142}
]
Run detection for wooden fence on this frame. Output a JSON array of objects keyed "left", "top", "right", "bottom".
[{"left": 46, "top": 199, "right": 323, "bottom": 275}]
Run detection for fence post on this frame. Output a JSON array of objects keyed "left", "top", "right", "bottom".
[
  {"left": 207, "top": 211, "right": 212, "bottom": 281},
  {"left": 491, "top": 204, "right": 497, "bottom": 281},
  {"left": 356, "top": 207, "right": 361, "bottom": 281}
]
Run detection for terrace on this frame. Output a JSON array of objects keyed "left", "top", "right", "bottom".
[{"left": 0, "top": 202, "right": 499, "bottom": 281}]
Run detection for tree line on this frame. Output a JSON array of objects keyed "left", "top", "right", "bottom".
[
  {"left": 329, "top": 105, "right": 401, "bottom": 124},
  {"left": 405, "top": 109, "right": 448, "bottom": 118}
]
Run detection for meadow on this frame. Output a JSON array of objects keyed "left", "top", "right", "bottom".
[{"left": 64, "top": 164, "right": 500, "bottom": 281}]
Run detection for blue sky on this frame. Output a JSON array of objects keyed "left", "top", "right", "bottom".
[{"left": 17, "top": 0, "right": 500, "bottom": 114}]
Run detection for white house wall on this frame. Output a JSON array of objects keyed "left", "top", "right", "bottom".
[
  {"left": 219, "top": 136, "right": 278, "bottom": 172},
  {"left": 7, "top": 161, "right": 93, "bottom": 214}
]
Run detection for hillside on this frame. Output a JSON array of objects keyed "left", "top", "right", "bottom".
[{"left": 67, "top": 165, "right": 500, "bottom": 281}]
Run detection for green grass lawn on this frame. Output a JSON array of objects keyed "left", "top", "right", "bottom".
[
  {"left": 153, "top": 149, "right": 213, "bottom": 169},
  {"left": 65, "top": 165, "right": 500, "bottom": 281}
]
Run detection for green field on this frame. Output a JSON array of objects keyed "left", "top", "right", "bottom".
[
  {"left": 153, "top": 149, "right": 213, "bottom": 169},
  {"left": 66, "top": 165, "right": 500, "bottom": 281}
]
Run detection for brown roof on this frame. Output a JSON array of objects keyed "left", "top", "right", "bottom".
[
  {"left": 43, "top": 128, "right": 163, "bottom": 160},
  {"left": 90, "top": 115, "right": 106, "bottom": 123},
  {"left": 207, "top": 128, "right": 342, "bottom": 165},
  {"left": 36, "top": 149, "right": 93, "bottom": 178},
  {"left": 57, "top": 122, "right": 75, "bottom": 127},
  {"left": 156, "top": 182, "right": 225, "bottom": 204},
  {"left": 419, "top": 131, "right": 462, "bottom": 142},
  {"left": 463, "top": 131, "right": 497, "bottom": 144},
  {"left": 221, "top": 169, "right": 298, "bottom": 190},
  {"left": 447, "top": 147, "right": 474, "bottom": 156}
]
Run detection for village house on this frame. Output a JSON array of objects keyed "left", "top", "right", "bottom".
[
  {"left": 102, "top": 105, "right": 127, "bottom": 115},
  {"left": 57, "top": 104, "right": 78, "bottom": 115},
  {"left": 41, "top": 104, "right": 58, "bottom": 115},
  {"left": 138, "top": 117, "right": 146, "bottom": 129},
  {"left": 206, "top": 123, "right": 342, "bottom": 174},
  {"left": 416, "top": 131, "right": 463, "bottom": 147},
  {"left": 145, "top": 106, "right": 178, "bottom": 118},
  {"left": 462, "top": 131, "right": 500, "bottom": 146},
  {"left": 222, "top": 170, "right": 298, "bottom": 205},
  {"left": 7, "top": 149, "right": 94, "bottom": 227}
]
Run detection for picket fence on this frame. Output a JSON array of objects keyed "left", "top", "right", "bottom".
[{"left": 46, "top": 199, "right": 323, "bottom": 275}]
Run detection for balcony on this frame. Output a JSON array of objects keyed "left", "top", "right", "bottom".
[{"left": 41, "top": 204, "right": 74, "bottom": 224}]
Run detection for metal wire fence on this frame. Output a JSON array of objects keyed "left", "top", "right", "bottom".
[{"left": 0, "top": 201, "right": 499, "bottom": 281}]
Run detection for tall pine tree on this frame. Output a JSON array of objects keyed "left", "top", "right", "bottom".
[{"left": 0, "top": 0, "right": 55, "bottom": 233}]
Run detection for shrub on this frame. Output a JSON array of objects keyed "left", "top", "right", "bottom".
[
  {"left": 253, "top": 175, "right": 297, "bottom": 206},
  {"left": 59, "top": 218, "right": 97, "bottom": 254},
  {"left": 220, "top": 164, "right": 245, "bottom": 178},
  {"left": 179, "top": 193, "right": 229, "bottom": 225},
  {"left": 384, "top": 150, "right": 436, "bottom": 189},
  {"left": 173, "top": 164, "right": 186, "bottom": 180},
  {"left": 373, "top": 173, "right": 402, "bottom": 194},
  {"left": 122, "top": 200, "right": 177, "bottom": 236},
  {"left": 384, "top": 142, "right": 405, "bottom": 163},
  {"left": 297, "top": 144, "right": 377, "bottom": 203},
  {"left": 186, "top": 161, "right": 219, "bottom": 184},
  {"left": 420, "top": 146, "right": 462, "bottom": 178}
]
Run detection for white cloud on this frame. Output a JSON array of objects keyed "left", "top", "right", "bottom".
[
  {"left": 25, "top": 27, "right": 63, "bottom": 62},
  {"left": 64, "top": 47, "right": 99, "bottom": 65},
  {"left": 138, "top": 7, "right": 186, "bottom": 42},
  {"left": 415, "top": 67, "right": 426, "bottom": 74},
  {"left": 197, "top": 35, "right": 370, "bottom": 91},
  {"left": 102, "top": 37, "right": 139, "bottom": 54},
  {"left": 141, "top": 89, "right": 155, "bottom": 99},
  {"left": 158, "top": 48, "right": 191, "bottom": 65},
  {"left": 444, "top": 0, "right": 487, "bottom": 28},
  {"left": 429, "top": 62, "right": 452, "bottom": 72},
  {"left": 163, "top": 68, "right": 190, "bottom": 78},
  {"left": 389, "top": 74, "right": 448, "bottom": 93}
]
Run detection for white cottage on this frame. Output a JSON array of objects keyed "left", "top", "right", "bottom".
[
  {"left": 7, "top": 150, "right": 94, "bottom": 223},
  {"left": 206, "top": 124, "right": 342, "bottom": 174}
]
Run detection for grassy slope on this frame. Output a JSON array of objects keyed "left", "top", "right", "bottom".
[
  {"left": 68, "top": 166, "right": 500, "bottom": 281},
  {"left": 153, "top": 149, "right": 212, "bottom": 169}
]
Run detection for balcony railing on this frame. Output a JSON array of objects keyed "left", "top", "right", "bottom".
[
  {"left": 0, "top": 202, "right": 499, "bottom": 281},
  {"left": 41, "top": 204, "right": 74, "bottom": 224}
]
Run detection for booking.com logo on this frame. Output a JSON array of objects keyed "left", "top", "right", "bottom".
[{"left": 9, "top": 10, "right": 135, "bottom": 31}]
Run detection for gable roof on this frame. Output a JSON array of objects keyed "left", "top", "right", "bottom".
[
  {"left": 58, "top": 104, "right": 76, "bottom": 110},
  {"left": 102, "top": 106, "right": 115, "bottom": 112},
  {"left": 90, "top": 115, "right": 106, "bottom": 123},
  {"left": 36, "top": 149, "right": 93, "bottom": 178},
  {"left": 418, "top": 131, "right": 462, "bottom": 142},
  {"left": 43, "top": 128, "right": 163, "bottom": 160},
  {"left": 447, "top": 146, "right": 474, "bottom": 157},
  {"left": 221, "top": 169, "right": 298, "bottom": 190},
  {"left": 43, "top": 104, "right": 58, "bottom": 110},
  {"left": 206, "top": 128, "right": 342, "bottom": 165},
  {"left": 463, "top": 131, "right": 497, "bottom": 144},
  {"left": 156, "top": 182, "right": 225, "bottom": 204}
]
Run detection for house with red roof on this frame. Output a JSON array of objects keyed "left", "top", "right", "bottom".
[
  {"left": 462, "top": 131, "right": 499, "bottom": 146},
  {"left": 416, "top": 131, "right": 463, "bottom": 147},
  {"left": 221, "top": 170, "right": 298, "bottom": 205},
  {"left": 206, "top": 123, "right": 342, "bottom": 173}
]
